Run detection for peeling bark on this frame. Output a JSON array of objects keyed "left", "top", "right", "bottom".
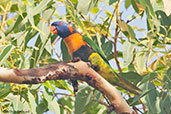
[{"left": 0, "top": 60, "right": 135, "bottom": 114}]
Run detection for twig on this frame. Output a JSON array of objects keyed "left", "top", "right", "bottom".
[
  {"left": 1, "top": 4, "right": 10, "bottom": 32},
  {"left": 105, "top": 3, "right": 118, "bottom": 39},
  {"left": 113, "top": 0, "right": 122, "bottom": 73},
  {"left": 133, "top": 106, "right": 143, "bottom": 114},
  {"left": 97, "top": 99, "right": 109, "bottom": 107},
  {"left": 66, "top": 0, "right": 86, "bottom": 21},
  {"left": 51, "top": 37, "right": 63, "bottom": 61},
  {"left": 93, "top": 5, "right": 106, "bottom": 21},
  {"left": 54, "top": 92, "right": 74, "bottom": 96}
]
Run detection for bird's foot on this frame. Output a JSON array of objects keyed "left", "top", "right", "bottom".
[
  {"left": 71, "top": 79, "right": 78, "bottom": 96},
  {"left": 106, "top": 104, "right": 115, "bottom": 114}
]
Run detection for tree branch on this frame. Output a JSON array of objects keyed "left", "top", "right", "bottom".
[{"left": 0, "top": 60, "right": 135, "bottom": 114}]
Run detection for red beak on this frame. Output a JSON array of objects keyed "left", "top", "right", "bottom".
[{"left": 50, "top": 26, "right": 58, "bottom": 34}]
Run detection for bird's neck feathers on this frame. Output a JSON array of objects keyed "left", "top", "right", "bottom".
[{"left": 63, "top": 33, "right": 87, "bottom": 56}]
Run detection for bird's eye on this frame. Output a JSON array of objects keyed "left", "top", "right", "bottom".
[{"left": 58, "top": 23, "right": 62, "bottom": 26}]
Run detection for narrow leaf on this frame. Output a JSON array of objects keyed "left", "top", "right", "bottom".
[
  {"left": 43, "top": 90, "right": 60, "bottom": 114},
  {"left": 32, "top": 0, "right": 51, "bottom": 16},
  {"left": 123, "top": 40, "right": 135, "bottom": 66},
  {"left": 28, "top": 91, "right": 37, "bottom": 114},
  {"left": 135, "top": 51, "right": 146, "bottom": 71},
  {"left": 0, "top": 83, "right": 11, "bottom": 98},
  {"left": 0, "top": 45, "right": 15, "bottom": 65},
  {"left": 77, "top": 0, "right": 98, "bottom": 14},
  {"left": 75, "top": 85, "right": 93, "bottom": 114}
]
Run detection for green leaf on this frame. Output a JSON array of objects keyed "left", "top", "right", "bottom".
[
  {"left": 29, "top": 84, "right": 41, "bottom": 90},
  {"left": 12, "top": 98, "right": 24, "bottom": 111},
  {"left": 140, "top": 81, "right": 158, "bottom": 113},
  {"left": 42, "top": 8, "right": 55, "bottom": 21},
  {"left": 28, "top": 91, "right": 37, "bottom": 114},
  {"left": 43, "top": 90, "right": 60, "bottom": 113},
  {"left": 125, "top": 0, "right": 131, "bottom": 9},
  {"left": 0, "top": 83, "right": 11, "bottom": 98},
  {"left": 30, "top": 33, "right": 49, "bottom": 68},
  {"left": 61, "top": 39, "right": 71, "bottom": 60},
  {"left": 15, "top": 32, "right": 25, "bottom": 46},
  {"left": 0, "top": 45, "right": 15, "bottom": 66},
  {"left": 138, "top": 0, "right": 146, "bottom": 8},
  {"left": 123, "top": 40, "right": 136, "bottom": 66},
  {"left": 58, "top": 97, "right": 73, "bottom": 114},
  {"left": 162, "top": 92, "right": 171, "bottom": 113},
  {"left": 0, "top": 31, "right": 5, "bottom": 40},
  {"left": 166, "top": 67, "right": 171, "bottom": 76},
  {"left": 70, "top": 0, "right": 78, "bottom": 4},
  {"left": 36, "top": 98, "right": 48, "bottom": 114},
  {"left": 155, "top": 97, "right": 165, "bottom": 114},
  {"left": 42, "top": 81, "right": 56, "bottom": 90},
  {"left": 118, "top": 20, "right": 128, "bottom": 32},
  {"left": 156, "top": 10, "right": 171, "bottom": 36},
  {"left": 38, "top": 20, "right": 51, "bottom": 54},
  {"left": 44, "top": 39, "right": 52, "bottom": 54},
  {"left": 51, "top": 80, "right": 73, "bottom": 94},
  {"left": 38, "top": 20, "right": 50, "bottom": 43},
  {"left": 163, "top": 67, "right": 171, "bottom": 89},
  {"left": 135, "top": 51, "right": 146, "bottom": 71},
  {"left": 139, "top": 73, "right": 157, "bottom": 86},
  {"left": 5, "top": 15, "right": 23, "bottom": 35},
  {"left": 75, "top": 85, "right": 93, "bottom": 114},
  {"left": 27, "top": 5, "right": 35, "bottom": 26},
  {"left": 152, "top": 0, "right": 164, "bottom": 12},
  {"left": 119, "top": 72, "right": 142, "bottom": 85},
  {"left": 109, "top": 0, "right": 117, "bottom": 5},
  {"left": 77, "top": 0, "right": 99, "bottom": 14},
  {"left": 131, "top": 0, "right": 139, "bottom": 13},
  {"left": 130, "top": 87, "right": 154, "bottom": 105},
  {"left": 32, "top": 0, "right": 51, "bottom": 16},
  {"left": 145, "top": 0, "right": 155, "bottom": 17},
  {"left": 118, "top": 20, "right": 135, "bottom": 38},
  {"left": 85, "top": 99, "right": 106, "bottom": 113},
  {"left": 91, "top": 7, "right": 99, "bottom": 14},
  {"left": 96, "top": 33, "right": 102, "bottom": 50},
  {"left": 29, "top": 35, "right": 41, "bottom": 68},
  {"left": 102, "top": 41, "right": 113, "bottom": 56},
  {"left": 127, "top": 25, "right": 136, "bottom": 38}
]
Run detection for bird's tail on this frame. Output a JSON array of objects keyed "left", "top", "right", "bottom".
[
  {"left": 113, "top": 72, "right": 142, "bottom": 95},
  {"left": 88, "top": 53, "right": 142, "bottom": 95}
]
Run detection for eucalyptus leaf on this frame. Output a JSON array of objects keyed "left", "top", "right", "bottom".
[
  {"left": 43, "top": 90, "right": 60, "bottom": 114},
  {"left": 123, "top": 40, "right": 136, "bottom": 66},
  {"left": 77, "top": 0, "right": 99, "bottom": 14},
  {"left": 135, "top": 51, "right": 146, "bottom": 72},
  {"left": 75, "top": 85, "right": 93, "bottom": 114},
  {"left": 0, "top": 45, "right": 15, "bottom": 66},
  {"left": 0, "top": 83, "right": 11, "bottom": 98},
  {"left": 28, "top": 91, "right": 37, "bottom": 114},
  {"left": 32, "top": 0, "right": 51, "bottom": 16},
  {"left": 12, "top": 98, "right": 24, "bottom": 111}
]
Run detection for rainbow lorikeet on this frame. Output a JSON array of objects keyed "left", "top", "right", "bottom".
[{"left": 50, "top": 21, "right": 141, "bottom": 95}]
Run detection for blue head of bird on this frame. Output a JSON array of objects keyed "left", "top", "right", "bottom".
[{"left": 50, "top": 21, "right": 77, "bottom": 38}]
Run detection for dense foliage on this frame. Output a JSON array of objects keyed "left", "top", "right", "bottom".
[{"left": 0, "top": 0, "right": 170, "bottom": 113}]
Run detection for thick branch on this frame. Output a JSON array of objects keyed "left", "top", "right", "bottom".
[{"left": 0, "top": 60, "right": 134, "bottom": 114}]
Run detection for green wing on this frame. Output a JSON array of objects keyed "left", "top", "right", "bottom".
[{"left": 88, "top": 52, "right": 142, "bottom": 95}]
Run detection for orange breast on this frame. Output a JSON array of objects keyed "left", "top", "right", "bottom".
[{"left": 63, "top": 33, "right": 86, "bottom": 56}]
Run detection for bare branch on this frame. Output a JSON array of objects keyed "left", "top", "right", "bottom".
[{"left": 0, "top": 60, "right": 134, "bottom": 114}]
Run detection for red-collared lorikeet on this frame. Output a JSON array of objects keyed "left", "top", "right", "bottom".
[{"left": 50, "top": 21, "right": 141, "bottom": 95}]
